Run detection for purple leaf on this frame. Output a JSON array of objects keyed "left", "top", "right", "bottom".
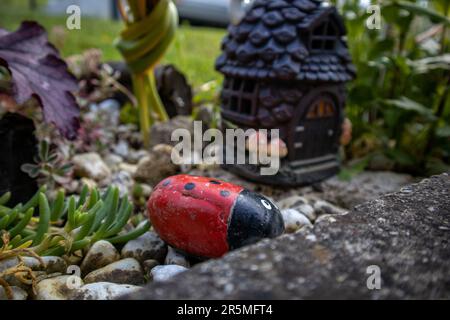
[{"left": 0, "top": 21, "right": 80, "bottom": 140}]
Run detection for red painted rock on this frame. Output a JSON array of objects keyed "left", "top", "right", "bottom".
[{"left": 147, "top": 175, "right": 285, "bottom": 258}]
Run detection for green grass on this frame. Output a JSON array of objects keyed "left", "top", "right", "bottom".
[{"left": 0, "top": 0, "right": 226, "bottom": 88}]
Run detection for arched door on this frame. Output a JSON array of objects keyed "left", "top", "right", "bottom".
[{"left": 292, "top": 95, "right": 340, "bottom": 160}]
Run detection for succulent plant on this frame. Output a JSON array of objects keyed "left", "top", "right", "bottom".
[
  {"left": 21, "top": 139, "right": 74, "bottom": 193},
  {"left": 0, "top": 185, "right": 150, "bottom": 257}
]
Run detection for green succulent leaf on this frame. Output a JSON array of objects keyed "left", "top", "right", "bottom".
[{"left": 1, "top": 185, "right": 147, "bottom": 257}]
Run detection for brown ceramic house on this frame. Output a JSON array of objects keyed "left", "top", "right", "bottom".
[{"left": 216, "top": 0, "right": 356, "bottom": 186}]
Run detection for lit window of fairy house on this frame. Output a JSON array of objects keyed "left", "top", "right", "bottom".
[{"left": 215, "top": 0, "right": 356, "bottom": 186}]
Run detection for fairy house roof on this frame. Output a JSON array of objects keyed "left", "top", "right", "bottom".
[{"left": 216, "top": 0, "right": 356, "bottom": 83}]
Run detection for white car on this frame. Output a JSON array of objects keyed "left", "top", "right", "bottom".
[{"left": 175, "top": 0, "right": 254, "bottom": 27}]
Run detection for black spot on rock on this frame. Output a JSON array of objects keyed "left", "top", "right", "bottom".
[
  {"left": 184, "top": 183, "right": 195, "bottom": 190},
  {"left": 220, "top": 190, "right": 231, "bottom": 197}
]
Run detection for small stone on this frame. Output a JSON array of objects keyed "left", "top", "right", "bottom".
[
  {"left": 142, "top": 259, "right": 160, "bottom": 274},
  {"left": 165, "top": 247, "right": 190, "bottom": 268},
  {"left": 72, "top": 152, "right": 111, "bottom": 181},
  {"left": 0, "top": 257, "right": 21, "bottom": 272},
  {"left": 179, "top": 150, "right": 202, "bottom": 173},
  {"left": 140, "top": 184, "right": 153, "bottom": 198},
  {"left": 150, "top": 116, "right": 193, "bottom": 147},
  {"left": 277, "top": 195, "right": 309, "bottom": 209},
  {"left": 96, "top": 99, "right": 121, "bottom": 127},
  {"left": 296, "top": 203, "right": 316, "bottom": 221},
  {"left": 134, "top": 144, "right": 180, "bottom": 186},
  {"left": 312, "top": 200, "right": 347, "bottom": 216},
  {"left": 121, "top": 231, "right": 167, "bottom": 263},
  {"left": 72, "top": 282, "right": 143, "bottom": 300},
  {"left": 281, "top": 209, "right": 312, "bottom": 233},
  {"left": 0, "top": 286, "right": 28, "bottom": 300},
  {"left": 119, "top": 163, "right": 138, "bottom": 175},
  {"left": 65, "top": 251, "right": 84, "bottom": 266},
  {"left": 80, "top": 178, "right": 97, "bottom": 190},
  {"left": 126, "top": 149, "right": 150, "bottom": 164},
  {"left": 84, "top": 258, "right": 144, "bottom": 285},
  {"left": 196, "top": 154, "right": 220, "bottom": 172},
  {"left": 150, "top": 265, "right": 188, "bottom": 282},
  {"left": 22, "top": 256, "right": 67, "bottom": 274},
  {"left": 104, "top": 154, "right": 124, "bottom": 169},
  {"left": 111, "top": 170, "right": 134, "bottom": 195},
  {"left": 80, "top": 240, "right": 120, "bottom": 276},
  {"left": 113, "top": 140, "right": 130, "bottom": 158},
  {"left": 35, "top": 275, "right": 83, "bottom": 300},
  {"left": 1, "top": 256, "right": 67, "bottom": 291},
  {"left": 315, "top": 214, "right": 340, "bottom": 224}
]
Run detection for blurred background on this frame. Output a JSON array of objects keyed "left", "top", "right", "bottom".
[{"left": 0, "top": 0, "right": 449, "bottom": 178}]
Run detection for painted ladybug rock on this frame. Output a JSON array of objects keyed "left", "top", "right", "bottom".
[{"left": 147, "top": 175, "right": 285, "bottom": 258}]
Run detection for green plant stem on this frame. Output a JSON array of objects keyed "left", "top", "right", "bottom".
[
  {"left": 147, "top": 70, "right": 169, "bottom": 122},
  {"left": 32, "top": 193, "right": 50, "bottom": 246},
  {"left": 106, "top": 220, "right": 151, "bottom": 244},
  {"left": 133, "top": 73, "right": 153, "bottom": 148},
  {"left": 41, "top": 238, "right": 90, "bottom": 256}
]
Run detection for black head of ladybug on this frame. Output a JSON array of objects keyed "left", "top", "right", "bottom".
[{"left": 227, "top": 189, "right": 285, "bottom": 250}]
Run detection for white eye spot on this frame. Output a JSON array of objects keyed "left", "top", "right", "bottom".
[{"left": 261, "top": 199, "right": 272, "bottom": 210}]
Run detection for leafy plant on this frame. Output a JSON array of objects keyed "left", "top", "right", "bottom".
[
  {"left": 331, "top": 0, "right": 450, "bottom": 175},
  {"left": 0, "top": 21, "right": 80, "bottom": 140},
  {"left": 67, "top": 49, "right": 137, "bottom": 106},
  {"left": 21, "top": 139, "right": 73, "bottom": 192},
  {"left": 115, "top": 0, "right": 178, "bottom": 147},
  {"left": 0, "top": 185, "right": 151, "bottom": 257}
]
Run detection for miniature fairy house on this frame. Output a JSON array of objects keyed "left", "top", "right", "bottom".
[{"left": 215, "top": 0, "right": 356, "bottom": 186}]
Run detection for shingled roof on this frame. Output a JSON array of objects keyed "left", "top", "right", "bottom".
[{"left": 215, "top": 0, "right": 356, "bottom": 83}]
